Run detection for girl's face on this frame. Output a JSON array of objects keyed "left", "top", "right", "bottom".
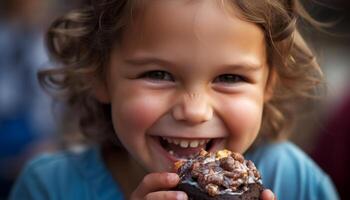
[{"left": 99, "top": 0, "right": 270, "bottom": 172}]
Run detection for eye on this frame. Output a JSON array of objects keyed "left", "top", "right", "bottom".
[
  {"left": 213, "top": 74, "right": 245, "bottom": 84},
  {"left": 139, "top": 70, "right": 174, "bottom": 81}
]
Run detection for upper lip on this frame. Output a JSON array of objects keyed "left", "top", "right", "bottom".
[
  {"left": 149, "top": 132, "right": 227, "bottom": 139},
  {"left": 157, "top": 136, "right": 222, "bottom": 139},
  {"left": 148, "top": 118, "right": 228, "bottom": 138}
]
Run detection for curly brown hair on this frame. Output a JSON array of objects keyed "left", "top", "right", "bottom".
[{"left": 39, "top": 0, "right": 324, "bottom": 145}]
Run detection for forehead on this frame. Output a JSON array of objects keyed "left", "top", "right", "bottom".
[{"left": 119, "top": 0, "right": 266, "bottom": 66}]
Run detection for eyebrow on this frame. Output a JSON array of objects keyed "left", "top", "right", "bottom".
[
  {"left": 124, "top": 56, "right": 262, "bottom": 71},
  {"left": 125, "top": 57, "right": 176, "bottom": 67}
]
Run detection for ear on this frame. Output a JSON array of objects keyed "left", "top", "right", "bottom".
[
  {"left": 264, "top": 67, "right": 277, "bottom": 102},
  {"left": 92, "top": 79, "right": 110, "bottom": 104}
]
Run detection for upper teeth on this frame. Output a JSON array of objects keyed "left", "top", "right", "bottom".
[{"left": 162, "top": 137, "right": 210, "bottom": 148}]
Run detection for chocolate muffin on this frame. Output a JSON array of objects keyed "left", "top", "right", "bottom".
[{"left": 175, "top": 149, "right": 264, "bottom": 200}]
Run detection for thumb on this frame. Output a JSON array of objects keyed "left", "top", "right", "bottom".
[{"left": 261, "top": 189, "right": 276, "bottom": 200}]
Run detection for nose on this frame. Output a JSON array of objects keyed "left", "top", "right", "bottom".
[{"left": 172, "top": 92, "right": 213, "bottom": 125}]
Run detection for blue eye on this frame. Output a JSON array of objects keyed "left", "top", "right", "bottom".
[
  {"left": 140, "top": 70, "right": 174, "bottom": 81},
  {"left": 214, "top": 74, "right": 245, "bottom": 84}
]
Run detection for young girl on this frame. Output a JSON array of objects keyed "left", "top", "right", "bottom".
[{"left": 10, "top": 0, "right": 339, "bottom": 199}]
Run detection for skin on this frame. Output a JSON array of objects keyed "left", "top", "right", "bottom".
[{"left": 95, "top": 0, "right": 276, "bottom": 199}]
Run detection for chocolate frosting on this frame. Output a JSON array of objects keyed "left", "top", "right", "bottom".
[{"left": 176, "top": 149, "right": 262, "bottom": 196}]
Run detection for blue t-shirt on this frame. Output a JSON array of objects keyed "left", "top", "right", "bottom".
[{"left": 9, "top": 141, "right": 339, "bottom": 200}]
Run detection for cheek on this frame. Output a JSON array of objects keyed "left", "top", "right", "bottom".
[
  {"left": 221, "top": 98, "right": 264, "bottom": 148},
  {"left": 234, "top": 101, "right": 262, "bottom": 132},
  {"left": 112, "top": 95, "right": 165, "bottom": 136}
]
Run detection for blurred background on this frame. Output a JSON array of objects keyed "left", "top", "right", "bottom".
[
  {"left": 0, "top": 0, "right": 349, "bottom": 199},
  {"left": 0, "top": 0, "right": 84, "bottom": 199}
]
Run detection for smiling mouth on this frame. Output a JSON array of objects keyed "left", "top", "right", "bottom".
[{"left": 158, "top": 136, "right": 218, "bottom": 160}]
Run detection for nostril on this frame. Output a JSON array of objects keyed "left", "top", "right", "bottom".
[
  {"left": 173, "top": 110, "right": 211, "bottom": 125},
  {"left": 184, "top": 104, "right": 213, "bottom": 124}
]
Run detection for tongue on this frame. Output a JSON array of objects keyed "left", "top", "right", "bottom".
[{"left": 167, "top": 143, "right": 206, "bottom": 158}]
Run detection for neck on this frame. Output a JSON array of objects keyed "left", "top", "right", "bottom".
[{"left": 101, "top": 145, "right": 147, "bottom": 199}]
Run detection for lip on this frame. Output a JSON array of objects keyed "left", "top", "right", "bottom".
[
  {"left": 150, "top": 135, "right": 225, "bottom": 163},
  {"left": 149, "top": 132, "right": 227, "bottom": 139}
]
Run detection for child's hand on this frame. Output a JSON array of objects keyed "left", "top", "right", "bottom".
[
  {"left": 261, "top": 189, "right": 277, "bottom": 200},
  {"left": 130, "top": 172, "right": 188, "bottom": 200}
]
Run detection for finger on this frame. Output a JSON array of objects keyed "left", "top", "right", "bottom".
[
  {"left": 260, "top": 189, "right": 276, "bottom": 200},
  {"left": 133, "top": 172, "right": 180, "bottom": 198},
  {"left": 145, "top": 191, "right": 187, "bottom": 200}
]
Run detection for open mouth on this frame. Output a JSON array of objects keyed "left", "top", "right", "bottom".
[{"left": 158, "top": 136, "right": 220, "bottom": 160}]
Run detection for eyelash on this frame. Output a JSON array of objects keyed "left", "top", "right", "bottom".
[
  {"left": 139, "top": 70, "right": 175, "bottom": 81},
  {"left": 139, "top": 71, "right": 245, "bottom": 84},
  {"left": 213, "top": 74, "right": 246, "bottom": 84}
]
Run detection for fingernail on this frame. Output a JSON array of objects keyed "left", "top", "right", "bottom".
[
  {"left": 263, "top": 190, "right": 275, "bottom": 200},
  {"left": 176, "top": 192, "right": 187, "bottom": 200}
]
